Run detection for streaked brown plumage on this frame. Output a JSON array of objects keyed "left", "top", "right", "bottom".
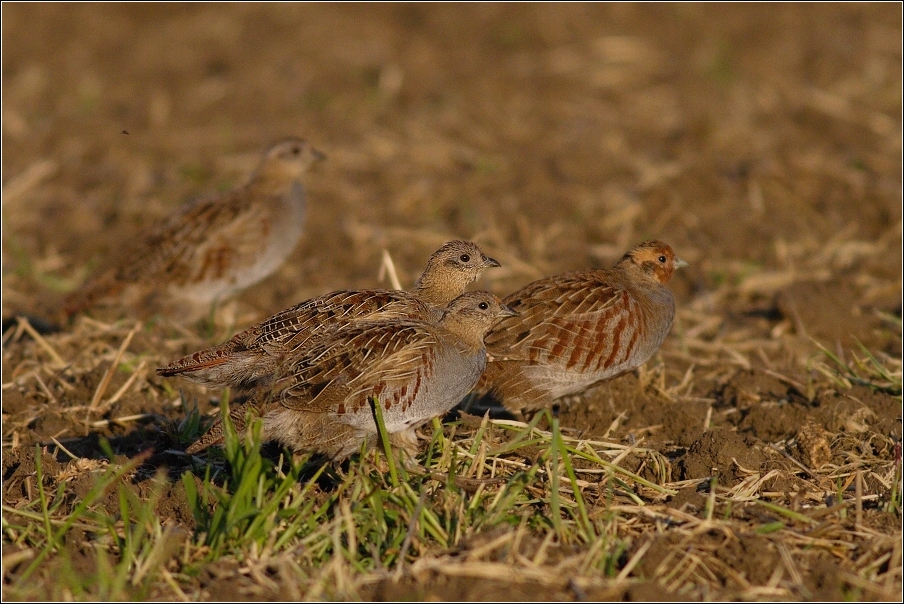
[
  {"left": 64, "top": 138, "right": 324, "bottom": 319},
  {"left": 475, "top": 240, "right": 687, "bottom": 415},
  {"left": 157, "top": 240, "right": 500, "bottom": 391},
  {"left": 185, "top": 291, "right": 517, "bottom": 459}
]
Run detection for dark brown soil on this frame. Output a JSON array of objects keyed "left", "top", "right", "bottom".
[{"left": 3, "top": 4, "right": 901, "bottom": 601}]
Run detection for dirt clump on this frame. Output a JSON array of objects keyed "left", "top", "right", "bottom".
[{"left": 676, "top": 428, "right": 769, "bottom": 485}]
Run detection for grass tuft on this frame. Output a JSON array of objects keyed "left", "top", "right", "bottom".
[{"left": 811, "top": 338, "right": 902, "bottom": 398}]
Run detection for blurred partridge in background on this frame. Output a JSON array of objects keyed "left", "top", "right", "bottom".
[
  {"left": 63, "top": 138, "right": 324, "bottom": 321},
  {"left": 157, "top": 240, "right": 500, "bottom": 391},
  {"left": 185, "top": 291, "right": 517, "bottom": 459},
  {"left": 474, "top": 240, "right": 687, "bottom": 416}
]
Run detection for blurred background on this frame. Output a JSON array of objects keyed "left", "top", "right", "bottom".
[{"left": 3, "top": 4, "right": 901, "bottom": 355}]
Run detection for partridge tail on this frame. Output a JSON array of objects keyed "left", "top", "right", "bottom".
[
  {"left": 157, "top": 346, "right": 235, "bottom": 377},
  {"left": 185, "top": 402, "right": 253, "bottom": 455},
  {"left": 157, "top": 343, "right": 276, "bottom": 391}
]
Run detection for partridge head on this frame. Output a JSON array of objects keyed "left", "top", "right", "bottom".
[
  {"left": 412, "top": 239, "right": 501, "bottom": 307},
  {"left": 252, "top": 138, "right": 326, "bottom": 189}
]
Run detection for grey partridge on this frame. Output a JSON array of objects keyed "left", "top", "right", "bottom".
[
  {"left": 474, "top": 240, "right": 687, "bottom": 415},
  {"left": 64, "top": 138, "right": 324, "bottom": 320},
  {"left": 157, "top": 240, "right": 500, "bottom": 391},
  {"left": 185, "top": 291, "right": 517, "bottom": 459}
]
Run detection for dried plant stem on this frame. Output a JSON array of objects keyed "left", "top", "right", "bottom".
[{"left": 87, "top": 322, "right": 140, "bottom": 415}]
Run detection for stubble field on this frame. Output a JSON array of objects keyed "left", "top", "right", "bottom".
[{"left": 2, "top": 4, "right": 901, "bottom": 600}]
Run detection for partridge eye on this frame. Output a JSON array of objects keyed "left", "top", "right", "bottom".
[
  {"left": 478, "top": 302, "right": 489, "bottom": 310},
  {"left": 291, "top": 146, "right": 301, "bottom": 155},
  {"left": 658, "top": 255, "right": 667, "bottom": 263},
  {"left": 459, "top": 254, "right": 471, "bottom": 263}
]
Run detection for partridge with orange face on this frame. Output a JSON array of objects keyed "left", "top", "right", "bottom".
[
  {"left": 475, "top": 240, "right": 687, "bottom": 415},
  {"left": 64, "top": 138, "right": 324, "bottom": 320},
  {"left": 185, "top": 291, "right": 517, "bottom": 459},
  {"left": 157, "top": 240, "right": 500, "bottom": 391}
]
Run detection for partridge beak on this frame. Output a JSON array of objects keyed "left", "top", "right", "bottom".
[
  {"left": 674, "top": 257, "right": 689, "bottom": 269},
  {"left": 483, "top": 256, "right": 501, "bottom": 268},
  {"left": 500, "top": 303, "right": 518, "bottom": 317},
  {"left": 312, "top": 148, "right": 327, "bottom": 162}
]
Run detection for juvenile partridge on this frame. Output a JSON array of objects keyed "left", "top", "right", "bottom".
[
  {"left": 157, "top": 240, "right": 500, "bottom": 391},
  {"left": 475, "top": 240, "right": 687, "bottom": 415},
  {"left": 185, "top": 291, "right": 517, "bottom": 459},
  {"left": 64, "top": 138, "right": 324, "bottom": 320}
]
